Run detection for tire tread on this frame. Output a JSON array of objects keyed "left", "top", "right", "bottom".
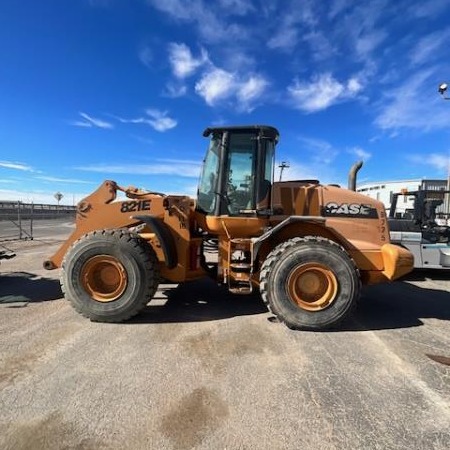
[
  {"left": 61, "top": 228, "right": 159, "bottom": 322},
  {"left": 260, "top": 236, "right": 361, "bottom": 330}
]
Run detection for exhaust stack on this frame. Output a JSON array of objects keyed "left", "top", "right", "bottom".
[{"left": 348, "top": 161, "right": 363, "bottom": 191}]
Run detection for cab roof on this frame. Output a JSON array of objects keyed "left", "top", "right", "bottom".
[{"left": 203, "top": 125, "right": 279, "bottom": 140}]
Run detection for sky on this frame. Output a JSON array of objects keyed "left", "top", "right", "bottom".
[{"left": 1, "top": 0, "right": 450, "bottom": 205}]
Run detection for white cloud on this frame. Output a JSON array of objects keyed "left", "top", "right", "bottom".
[
  {"left": 218, "top": 0, "right": 255, "bottom": 15},
  {"left": 218, "top": 47, "right": 257, "bottom": 73},
  {"left": 0, "top": 161, "right": 34, "bottom": 172},
  {"left": 410, "top": 28, "right": 450, "bottom": 66},
  {"left": 266, "top": 1, "right": 318, "bottom": 51},
  {"left": 75, "top": 159, "right": 201, "bottom": 178},
  {"left": 303, "top": 30, "right": 335, "bottom": 61},
  {"left": 268, "top": 27, "right": 299, "bottom": 51},
  {"left": 72, "top": 112, "right": 114, "bottom": 129},
  {"left": 374, "top": 68, "right": 450, "bottom": 131},
  {"left": 116, "top": 109, "right": 177, "bottom": 132},
  {"left": 35, "top": 176, "right": 94, "bottom": 184},
  {"left": 355, "top": 30, "right": 387, "bottom": 58},
  {"left": 163, "top": 82, "right": 188, "bottom": 98},
  {"left": 288, "top": 73, "right": 362, "bottom": 113},
  {"left": 328, "top": 0, "right": 350, "bottom": 19},
  {"left": 146, "top": 0, "right": 191, "bottom": 20},
  {"left": 71, "top": 121, "right": 92, "bottom": 128},
  {"left": 147, "top": 0, "right": 246, "bottom": 43},
  {"left": 138, "top": 46, "right": 153, "bottom": 68},
  {"left": 237, "top": 75, "right": 269, "bottom": 111},
  {"left": 165, "top": 42, "right": 267, "bottom": 110},
  {"left": 288, "top": 75, "right": 343, "bottom": 113},
  {"left": 146, "top": 109, "right": 177, "bottom": 132},
  {"left": 335, "top": 0, "right": 388, "bottom": 68},
  {"left": 168, "top": 43, "right": 208, "bottom": 78},
  {"left": 347, "top": 77, "right": 362, "bottom": 94},
  {"left": 409, "top": 153, "right": 450, "bottom": 174},
  {"left": 0, "top": 188, "right": 88, "bottom": 205},
  {"left": 408, "top": 0, "right": 449, "bottom": 18},
  {"left": 195, "top": 67, "right": 268, "bottom": 111},
  {"left": 195, "top": 68, "right": 236, "bottom": 105},
  {"left": 348, "top": 147, "right": 372, "bottom": 161},
  {"left": 297, "top": 136, "right": 339, "bottom": 164}
]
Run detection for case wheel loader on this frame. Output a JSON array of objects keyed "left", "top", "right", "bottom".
[{"left": 44, "top": 125, "right": 414, "bottom": 330}]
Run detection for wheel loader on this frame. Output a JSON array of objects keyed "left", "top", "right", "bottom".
[{"left": 44, "top": 125, "right": 413, "bottom": 330}]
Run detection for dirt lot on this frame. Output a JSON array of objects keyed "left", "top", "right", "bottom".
[{"left": 1, "top": 220, "right": 450, "bottom": 450}]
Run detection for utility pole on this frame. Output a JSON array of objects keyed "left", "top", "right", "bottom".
[{"left": 278, "top": 161, "right": 290, "bottom": 182}]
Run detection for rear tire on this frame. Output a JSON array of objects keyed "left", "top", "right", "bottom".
[
  {"left": 260, "top": 236, "right": 360, "bottom": 330},
  {"left": 61, "top": 229, "right": 159, "bottom": 322}
]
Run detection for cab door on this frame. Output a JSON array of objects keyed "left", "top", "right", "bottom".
[{"left": 225, "top": 133, "right": 257, "bottom": 215}]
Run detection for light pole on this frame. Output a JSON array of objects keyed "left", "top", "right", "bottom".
[
  {"left": 438, "top": 83, "right": 450, "bottom": 99},
  {"left": 54, "top": 192, "right": 63, "bottom": 216},
  {"left": 438, "top": 82, "right": 450, "bottom": 217}
]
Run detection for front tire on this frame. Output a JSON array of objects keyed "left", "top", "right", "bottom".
[
  {"left": 260, "top": 237, "right": 360, "bottom": 330},
  {"left": 61, "top": 229, "right": 159, "bottom": 322}
]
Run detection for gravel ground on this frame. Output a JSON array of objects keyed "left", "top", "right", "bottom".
[{"left": 1, "top": 221, "right": 449, "bottom": 450}]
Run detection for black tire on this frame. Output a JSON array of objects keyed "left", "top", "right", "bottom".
[
  {"left": 260, "top": 236, "right": 360, "bottom": 330},
  {"left": 61, "top": 229, "right": 159, "bottom": 322}
]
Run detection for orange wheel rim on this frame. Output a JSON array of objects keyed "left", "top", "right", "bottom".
[
  {"left": 81, "top": 255, "right": 127, "bottom": 302},
  {"left": 287, "top": 263, "right": 338, "bottom": 311}
]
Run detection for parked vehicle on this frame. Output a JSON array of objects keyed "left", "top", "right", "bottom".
[{"left": 389, "top": 189, "right": 450, "bottom": 269}]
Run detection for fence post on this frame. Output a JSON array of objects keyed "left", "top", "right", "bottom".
[
  {"left": 18, "top": 201, "right": 22, "bottom": 240},
  {"left": 30, "top": 202, "right": 34, "bottom": 240}
]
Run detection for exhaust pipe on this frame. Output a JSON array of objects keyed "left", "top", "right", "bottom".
[{"left": 348, "top": 161, "right": 363, "bottom": 191}]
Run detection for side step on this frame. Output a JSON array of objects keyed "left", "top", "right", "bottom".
[{"left": 227, "top": 239, "right": 253, "bottom": 294}]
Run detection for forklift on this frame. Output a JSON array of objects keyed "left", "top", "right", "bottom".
[{"left": 388, "top": 189, "right": 450, "bottom": 269}]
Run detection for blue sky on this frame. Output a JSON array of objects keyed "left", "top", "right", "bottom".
[{"left": 1, "top": 0, "right": 450, "bottom": 204}]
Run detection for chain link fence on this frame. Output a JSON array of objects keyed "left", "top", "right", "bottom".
[{"left": 0, "top": 201, "right": 76, "bottom": 241}]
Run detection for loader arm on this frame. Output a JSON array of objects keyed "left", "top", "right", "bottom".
[{"left": 44, "top": 180, "right": 165, "bottom": 269}]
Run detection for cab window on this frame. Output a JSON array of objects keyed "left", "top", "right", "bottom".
[
  {"left": 226, "top": 133, "right": 256, "bottom": 214},
  {"left": 197, "top": 136, "right": 220, "bottom": 213}
]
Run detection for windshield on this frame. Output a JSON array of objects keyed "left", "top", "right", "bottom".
[{"left": 197, "top": 136, "right": 220, "bottom": 213}]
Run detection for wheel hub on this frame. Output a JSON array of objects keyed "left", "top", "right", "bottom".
[
  {"left": 287, "top": 263, "right": 338, "bottom": 311},
  {"left": 81, "top": 255, "right": 128, "bottom": 302}
]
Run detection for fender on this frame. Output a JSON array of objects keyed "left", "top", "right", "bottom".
[
  {"left": 252, "top": 215, "right": 326, "bottom": 261},
  {"left": 134, "top": 215, "right": 178, "bottom": 269}
]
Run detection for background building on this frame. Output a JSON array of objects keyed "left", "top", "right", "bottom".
[{"left": 356, "top": 179, "right": 449, "bottom": 216}]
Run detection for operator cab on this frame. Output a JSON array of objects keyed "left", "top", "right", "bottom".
[{"left": 197, "top": 125, "right": 279, "bottom": 217}]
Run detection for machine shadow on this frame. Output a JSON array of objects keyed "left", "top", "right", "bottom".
[
  {"left": 132, "top": 276, "right": 450, "bottom": 331},
  {"left": 0, "top": 271, "right": 62, "bottom": 305},
  {"left": 401, "top": 269, "right": 450, "bottom": 282},
  {"left": 341, "top": 279, "right": 450, "bottom": 332},
  {"left": 130, "top": 278, "right": 268, "bottom": 324},
  {"left": 2, "top": 270, "right": 447, "bottom": 332}
]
